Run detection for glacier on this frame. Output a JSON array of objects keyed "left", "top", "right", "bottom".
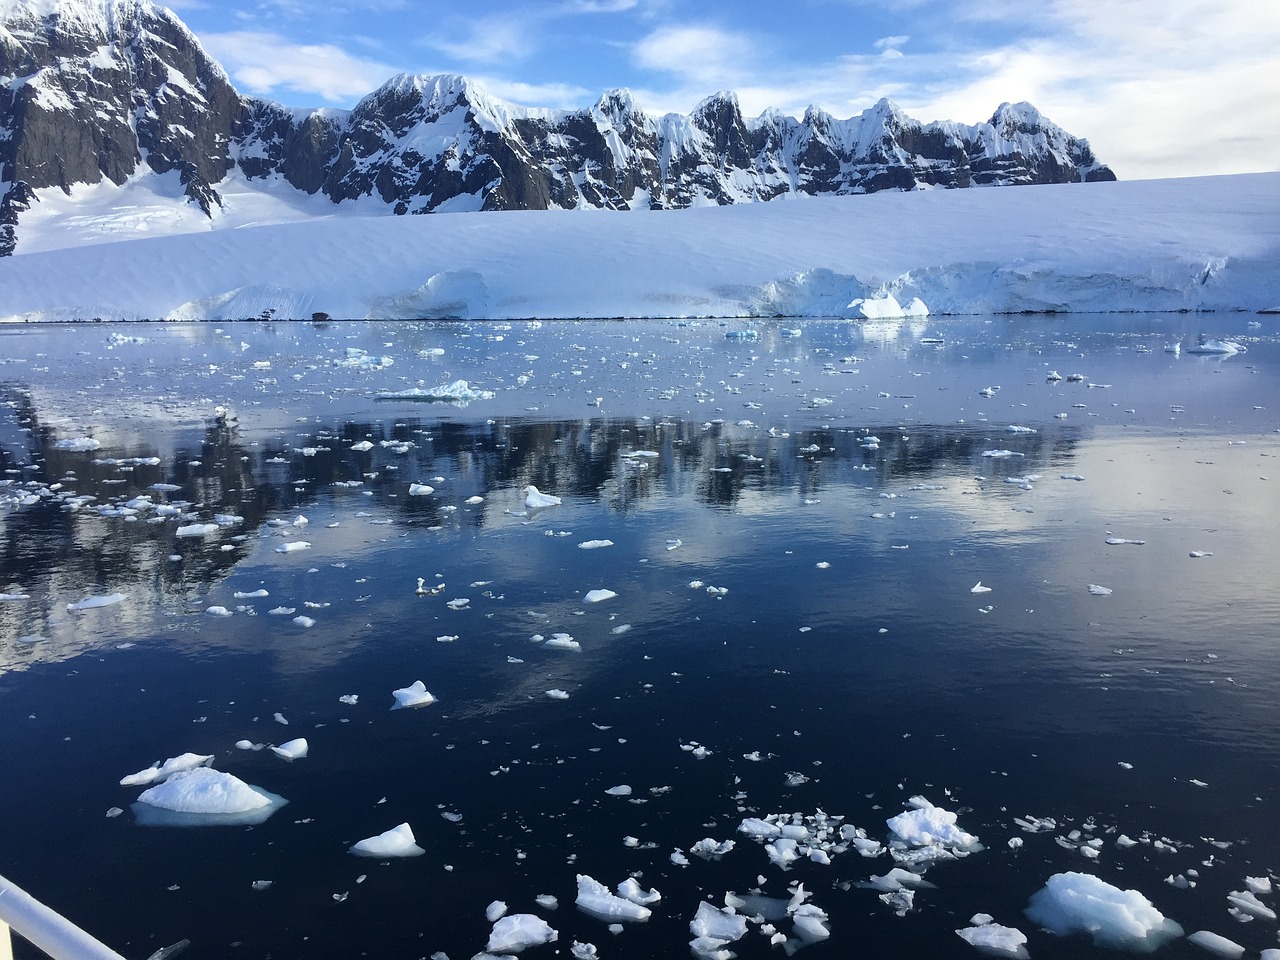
[{"left": 0, "top": 172, "right": 1274, "bottom": 323}]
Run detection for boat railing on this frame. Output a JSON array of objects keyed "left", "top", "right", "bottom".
[{"left": 0, "top": 872, "right": 130, "bottom": 960}]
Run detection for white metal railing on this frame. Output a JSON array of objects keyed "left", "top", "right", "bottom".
[{"left": 0, "top": 873, "right": 130, "bottom": 960}]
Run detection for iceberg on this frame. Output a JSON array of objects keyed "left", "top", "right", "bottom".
[
  {"left": 486, "top": 914, "right": 558, "bottom": 953},
  {"left": 391, "top": 681, "right": 437, "bottom": 709},
  {"left": 349, "top": 822, "right": 426, "bottom": 858},
  {"left": 524, "top": 485, "right": 562, "bottom": 510},
  {"left": 575, "top": 874, "right": 652, "bottom": 922},
  {"left": 133, "top": 767, "right": 287, "bottom": 826},
  {"left": 1025, "top": 872, "right": 1183, "bottom": 951},
  {"left": 376, "top": 380, "right": 496, "bottom": 405}
]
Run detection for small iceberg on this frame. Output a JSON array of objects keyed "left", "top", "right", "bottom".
[
  {"left": 376, "top": 380, "right": 495, "bottom": 406},
  {"left": 132, "top": 767, "right": 287, "bottom": 826},
  {"left": 525, "top": 485, "right": 562, "bottom": 510},
  {"left": 349, "top": 822, "right": 426, "bottom": 858},
  {"left": 391, "top": 680, "right": 437, "bottom": 709},
  {"left": 67, "top": 592, "right": 127, "bottom": 611},
  {"left": 487, "top": 914, "right": 558, "bottom": 953},
  {"left": 120, "top": 753, "right": 214, "bottom": 787},
  {"left": 1024, "top": 872, "right": 1183, "bottom": 951},
  {"left": 271, "top": 738, "right": 309, "bottom": 761},
  {"left": 576, "top": 874, "right": 652, "bottom": 922},
  {"left": 1185, "top": 337, "right": 1244, "bottom": 355}
]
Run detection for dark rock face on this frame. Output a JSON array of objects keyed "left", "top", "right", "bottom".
[{"left": 0, "top": 0, "right": 1116, "bottom": 255}]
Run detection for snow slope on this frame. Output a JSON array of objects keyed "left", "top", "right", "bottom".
[{"left": 0, "top": 173, "right": 1275, "bottom": 321}]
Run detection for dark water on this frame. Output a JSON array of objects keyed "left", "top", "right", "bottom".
[{"left": 0, "top": 316, "right": 1277, "bottom": 959}]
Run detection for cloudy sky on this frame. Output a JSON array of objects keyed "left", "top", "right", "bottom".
[{"left": 168, "top": 0, "right": 1279, "bottom": 181}]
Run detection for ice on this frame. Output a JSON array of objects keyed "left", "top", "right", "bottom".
[
  {"left": 486, "top": 901, "right": 508, "bottom": 921},
  {"left": 377, "top": 381, "right": 495, "bottom": 404},
  {"left": 525, "top": 485, "right": 562, "bottom": 509},
  {"left": 53, "top": 437, "right": 101, "bottom": 451},
  {"left": 205, "top": 606, "right": 232, "bottom": 617},
  {"left": 575, "top": 874, "right": 652, "bottom": 922},
  {"left": 133, "top": 768, "right": 286, "bottom": 826},
  {"left": 391, "top": 681, "right": 437, "bottom": 709},
  {"left": 604, "top": 785, "right": 632, "bottom": 796},
  {"left": 408, "top": 483, "right": 435, "bottom": 496},
  {"left": 234, "top": 589, "right": 269, "bottom": 599},
  {"left": 579, "top": 540, "right": 614, "bottom": 550},
  {"left": 120, "top": 753, "right": 214, "bottom": 787},
  {"left": 955, "top": 921, "right": 1030, "bottom": 959},
  {"left": 689, "top": 901, "right": 748, "bottom": 943},
  {"left": 271, "top": 738, "right": 308, "bottom": 761},
  {"left": 176, "top": 523, "right": 219, "bottom": 537},
  {"left": 971, "top": 582, "right": 992, "bottom": 594},
  {"left": 544, "top": 634, "right": 580, "bottom": 651},
  {"left": 275, "top": 541, "right": 311, "bottom": 553},
  {"left": 486, "top": 914, "right": 557, "bottom": 953},
  {"left": 67, "top": 592, "right": 127, "bottom": 611},
  {"left": 1088, "top": 584, "right": 1114, "bottom": 596},
  {"left": 617, "top": 879, "right": 661, "bottom": 906},
  {"left": 690, "top": 838, "right": 735, "bottom": 860},
  {"left": 349, "top": 822, "right": 426, "bottom": 858},
  {"left": 583, "top": 589, "right": 617, "bottom": 603},
  {"left": 546, "top": 689, "right": 570, "bottom": 699},
  {"left": 886, "top": 796, "right": 980, "bottom": 850},
  {"left": 1024, "top": 872, "right": 1184, "bottom": 950},
  {"left": 1186, "top": 931, "right": 1245, "bottom": 958},
  {"left": 292, "top": 616, "right": 316, "bottom": 628},
  {"left": 1225, "top": 888, "right": 1275, "bottom": 920}
]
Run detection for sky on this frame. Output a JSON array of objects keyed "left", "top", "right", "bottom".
[{"left": 162, "top": 0, "right": 1280, "bottom": 181}]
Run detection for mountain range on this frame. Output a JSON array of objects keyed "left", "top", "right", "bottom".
[{"left": 0, "top": 0, "right": 1116, "bottom": 257}]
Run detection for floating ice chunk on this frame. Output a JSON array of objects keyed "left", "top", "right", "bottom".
[
  {"left": 234, "top": 589, "right": 269, "bottom": 599},
  {"left": 536, "top": 894, "right": 559, "bottom": 910},
  {"left": 0, "top": 593, "right": 31, "bottom": 601},
  {"left": 268, "top": 606, "right": 296, "bottom": 615},
  {"left": 339, "top": 694, "right": 359, "bottom": 705},
  {"left": 971, "top": 582, "right": 992, "bottom": 594},
  {"left": 271, "top": 738, "right": 308, "bottom": 761},
  {"left": 863, "top": 868, "right": 937, "bottom": 892},
  {"left": 67, "top": 593, "right": 127, "bottom": 611},
  {"left": 1186, "top": 931, "right": 1245, "bottom": 958},
  {"left": 1024, "top": 872, "right": 1183, "bottom": 951},
  {"left": 349, "top": 822, "right": 426, "bottom": 858},
  {"left": 579, "top": 540, "right": 614, "bottom": 550},
  {"left": 1061, "top": 474, "right": 1086, "bottom": 481},
  {"left": 1189, "top": 551, "right": 1214, "bottom": 558},
  {"left": 680, "top": 741, "right": 713, "bottom": 759},
  {"left": 487, "top": 914, "right": 557, "bottom": 953},
  {"left": 955, "top": 921, "right": 1030, "bottom": 959},
  {"left": 546, "top": 689, "right": 570, "bottom": 700},
  {"left": 1243, "top": 876, "right": 1272, "bottom": 895},
  {"left": 689, "top": 901, "right": 748, "bottom": 943},
  {"left": 1106, "top": 538, "right": 1146, "bottom": 545},
  {"left": 545, "top": 634, "right": 580, "bottom": 651},
  {"left": 584, "top": 589, "right": 617, "bottom": 604},
  {"left": 205, "top": 606, "right": 233, "bottom": 617},
  {"left": 378, "top": 380, "right": 495, "bottom": 404},
  {"left": 690, "top": 838, "right": 735, "bottom": 860},
  {"left": 54, "top": 437, "right": 101, "bottom": 452},
  {"left": 576, "top": 875, "right": 652, "bottom": 922},
  {"left": 1006, "top": 425, "right": 1037, "bottom": 434},
  {"left": 292, "top": 616, "right": 316, "bottom": 628},
  {"left": 525, "top": 486, "right": 562, "bottom": 509},
  {"left": 133, "top": 768, "right": 286, "bottom": 826},
  {"left": 391, "top": 681, "right": 437, "bottom": 709},
  {"left": 120, "top": 753, "right": 214, "bottom": 787},
  {"left": 605, "top": 785, "right": 632, "bottom": 796},
  {"left": 1186, "top": 339, "right": 1244, "bottom": 356},
  {"left": 1088, "top": 584, "right": 1113, "bottom": 596},
  {"left": 1225, "top": 889, "right": 1275, "bottom": 921},
  {"left": 887, "top": 796, "right": 979, "bottom": 849},
  {"left": 982, "top": 450, "right": 1023, "bottom": 459},
  {"left": 275, "top": 541, "right": 311, "bottom": 553},
  {"left": 486, "top": 901, "right": 508, "bottom": 922},
  {"left": 350, "top": 441, "right": 374, "bottom": 452},
  {"left": 616, "top": 878, "right": 661, "bottom": 906},
  {"left": 176, "top": 523, "right": 219, "bottom": 537},
  {"left": 408, "top": 483, "right": 434, "bottom": 496}
]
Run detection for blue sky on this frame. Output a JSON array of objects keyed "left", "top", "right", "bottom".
[{"left": 167, "top": 0, "right": 1279, "bottom": 181}]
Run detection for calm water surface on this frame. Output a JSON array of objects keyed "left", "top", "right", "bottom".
[{"left": 0, "top": 315, "right": 1277, "bottom": 959}]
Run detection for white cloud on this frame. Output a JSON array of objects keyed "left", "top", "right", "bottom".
[
  {"left": 873, "top": 35, "right": 909, "bottom": 50},
  {"left": 201, "top": 31, "right": 399, "bottom": 103},
  {"left": 422, "top": 15, "right": 538, "bottom": 65},
  {"left": 632, "top": 24, "right": 758, "bottom": 87}
]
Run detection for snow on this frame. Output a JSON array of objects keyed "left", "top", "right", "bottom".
[
  {"left": 2, "top": 173, "right": 1275, "bottom": 321},
  {"left": 349, "top": 822, "right": 426, "bottom": 858},
  {"left": 1024, "top": 872, "right": 1184, "bottom": 951}
]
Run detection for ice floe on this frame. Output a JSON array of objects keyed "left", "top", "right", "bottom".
[
  {"left": 576, "top": 875, "right": 652, "bottom": 922},
  {"left": 271, "top": 738, "right": 309, "bottom": 761},
  {"left": 583, "top": 589, "right": 617, "bottom": 603},
  {"left": 486, "top": 914, "right": 557, "bottom": 953},
  {"left": 1024, "top": 872, "right": 1183, "bottom": 951},
  {"left": 391, "top": 681, "right": 437, "bottom": 709},
  {"left": 349, "top": 822, "right": 426, "bottom": 858},
  {"left": 955, "top": 919, "right": 1030, "bottom": 959},
  {"left": 132, "top": 767, "right": 287, "bottom": 826},
  {"left": 120, "top": 753, "right": 213, "bottom": 787},
  {"left": 524, "top": 485, "right": 562, "bottom": 509},
  {"left": 67, "top": 592, "right": 127, "bottom": 611}
]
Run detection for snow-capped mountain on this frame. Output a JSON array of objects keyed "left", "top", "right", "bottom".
[{"left": 0, "top": 0, "right": 1115, "bottom": 256}]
